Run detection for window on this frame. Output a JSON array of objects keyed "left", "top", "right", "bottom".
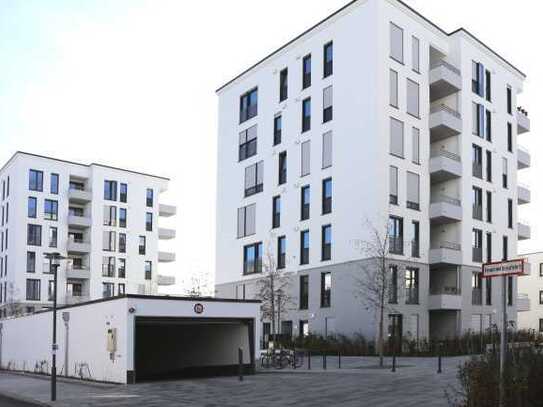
[
  {"left": 472, "top": 103, "right": 484, "bottom": 137},
  {"left": 120, "top": 183, "right": 127, "bottom": 203},
  {"left": 104, "top": 206, "right": 117, "bottom": 226},
  {"left": 29, "top": 170, "right": 43, "bottom": 192},
  {"left": 321, "top": 272, "right": 331, "bottom": 307},
  {"left": 301, "top": 185, "right": 310, "bottom": 221},
  {"left": 540, "top": 263, "right": 543, "bottom": 277},
  {"left": 540, "top": 319, "right": 543, "bottom": 333},
  {"left": 405, "top": 268, "right": 419, "bottom": 304},
  {"left": 508, "top": 276, "right": 513, "bottom": 306},
  {"left": 273, "top": 115, "right": 282, "bottom": 146},
  {"left": 244, "top": 161, "right": 264, "bottom": 197},
  {"left": 279, "top": 68, "right": 288, "bottom": 102},
  {"left": 472, "top": 61, "right": 484, "bottom": 96},
  {"left": 485, "top": 110, "right": 492, "bottom": 141},
  {"left": 323, "top": 86, "right": 333, "bottom": 122},
  {"left": 412, "top": 36, "right": 420, "bottom": 72},
  {"left": 473, "top": 187, "right": 483, "bottom": 220},
  {"left": 146, "top": 212, "right": 153, "bottom": 231},
  {"left": 301, "top": 141, "right": 310, "bottom": 177},
  {"left": 486, "top": 150, "right": 492, "bottom": 182},
  {"left": 102, "top": 283, "right": 114, "bottom": 298},
  {"left": 27, "top": 224, "right": 42, "bottom": 246},
  {"left": 48, "top": 226, "right": 57, "bottom": 248},
  {"left": 389, "top": 265, "right": 398, "bottom": 304},
  {"left": 119, "top": 208, "right": 127, "bottom": 228},
  {"left": 119, "top": 233, "right": 126, "bottom": 253},
  {"left": 472, "top": 229, "right": 483, "bottom": 262},
  {"left": 243, "top": 242, "right": 262, "bottom": 275},
  {"left": 321, "top": 225, "right": 331, "bottom": 261},
  {"left": 485, "top": 70, "right": 491, "bottom": 102},
  {"left": 388, "top": 216, "right": 403, "bottom": 255},
  {"left": 406, "top": 172, "right": 420, "bottom": 210},
  {"left": 302, "top": 98, "right": 311, "bottom": 132},
  {"left": 540, "top": 290, "right": 543, "bottom": 305},
  {"left": 486, "top": 277, "right": 492, "bottom": 305},
  {"left": 102, "top": 256, "right": 115, "bottom": 277},
  {"left": 507, "top": 86, "right": 512, "bottom": 115},
  {"left": 118, "top": 283, "right": 126, "bottom": 295},
  {"left": 104, "top": 180, "right": 117, "bottom": 201},
  {"left": 302, "top": 54, "right": 311, "bottom": 89},
  {"left": 300, "top": 230, "right": 309, "bottom": 265},
  {"left": 390, "top": 117, "right": 404, "bottom": 158},
  {"left": 322, "top": 131, "right": 332, "bottom": 169},
  {"left": 27, "top": 251, "right": 36, "bottom": 273},
  {"left": 26, "top": 279, "right": 40, "bottom": 301},
  {"left": 323, "top": 42, "right": 333, "bottom": 77},
  {"left": 502, "top": 235, "right": 509, "bottom": 261},
  {"left": 272, "top": 196, "right": 281, "bottom": 229},
  {"left": 240, "top": 88, "right": 258, "bottom": 123},
  {"left": 145, "top": 261, "right": 152, "bottom": 280},
  {"left": 103, "top": 231, "right": 116, "bottom": 252},
  {"left": 300, "top": 275, "right": 309, "bottom": 309},
  {"left": 390, "top": 23, "right": 403, "bottom": 63},
  {"left": 237, "top": 203, "right": 256, "bottom": 238},
  {"left": 146, "top": 188, "right": 154, "bottom": 207},
  {"left": 239, "top": 125, "right": 257, "bottom": 161},
  {"left": 411, "top": 221, "right": 420, "bottom": 258},
  {"left": 406, "top": 79, "right": 419, "bottom": 117},
  {"left": 507, "top": 123, "right": 513, "bottom": 152},
  {"left": 28, "top": 197, "right": 37, "bottom": 218},
  {"left": 412, "top": 128, "right": 420, "bottom": 164},
  {"left": 390, "top": 69, "right": 398, "bottom": 108},
  {"left": 50, "top": 174, "right": 59, "bottom": 194},
  {"left": 508, "top": 199, "right": 513, "bottom": 229},
  {"left": 139, "top": 236, "right": 146, "bottom": 255},
  {"left": 389, "top": 166, "right": 398, "bottom": 205},
  {"left": 502, "top": 158, "right": 508, "bottom": 189},
  {"left": 277, "top": 236, "right": 286, "bottom": 269},
  {"left": 278, "top": 152, "right": 287, "bottom": 185},
  {"left": 322, "top": 178, "right": 332, "bottom": 214},
  {"left": 472, "top": 144, "right": 483, "bottom": 179},
  {"left": 472, "top": 272, "right": 482, "bottom": 305},
  {"left": 486, "top": 232, "right": 492, "bottom": 263},
  {"left": 486, "top": 191, "right": 492, "bottom": 223},
  {"left": 118, "top": 258, "right": 126, "bottom": 278},
  {"left": 44, "top": 199, "right": 58, "bottom": 221}
]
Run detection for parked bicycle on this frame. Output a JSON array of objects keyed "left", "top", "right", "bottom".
[{"left": 261, "top": 348, "right": 304, "bottom": 369}]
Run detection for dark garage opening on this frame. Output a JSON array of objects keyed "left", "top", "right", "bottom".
[{"left": 134, "top": 317, "right": 255, "bottom": 382}]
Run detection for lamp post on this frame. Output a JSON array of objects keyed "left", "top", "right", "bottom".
[{"left": 44, "top": 252, "right": 67, "bottom": 402}]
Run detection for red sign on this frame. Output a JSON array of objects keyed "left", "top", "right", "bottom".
[
  {"left": 194, "top": 303, "right": 204, "bottom": 314},
  {"left": 482, "top": 259, "right": 525, "bottom": 278}
]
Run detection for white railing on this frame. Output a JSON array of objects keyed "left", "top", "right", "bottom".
[
  {"left": 430, "top": 60, "right": 461, "bottom": 75},
  {"left": 430, "top": 104, "right": 461, "bottom": 119}
]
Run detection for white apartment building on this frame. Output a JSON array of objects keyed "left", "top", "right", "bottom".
[
  {"left": 517, "top": 252, "right": 543, "bottom": 332},
  {"left": 215, "top": 0, "right": 531, "bottom": 342},
  {"left": 0, "top": 152, "right": 177, "bottom": 317}
]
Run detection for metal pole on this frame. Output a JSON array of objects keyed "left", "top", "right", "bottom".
[
  {"left": 51, "top": 261, "right": 58, "bottom": 402},
  {"left": 338, "top": 352, "right": 341, "bottom": 369},
  {"left": 238, "top": 348, "right": 243, "bottom": 381},
  {"left": 499, "top": 275, "right": 507, "bottom": 407},
  {"left": 323, "top": 353, "right": 327, "bottom": 370},
  {"left": 63, "top": 314, "right": 70, "bottom": 378},
  {"left": 308, "top": 351, "right": 311, "bottom": 370},
  {"left": 437, "top": 344, "right": 442, "bottom": 374},
  {"left": 0, "top": 323, "right": 3, "bottom": 370}
]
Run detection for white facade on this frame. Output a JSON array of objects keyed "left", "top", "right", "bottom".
[
  {"left": 0, "top": 152, "right": 177, "bottom": 316},
  {"left": 517, "top": 252, "right": 543, "bottom": 331},
  {"left": 215, "top": 0, "right": 530, "bottom": 341}
]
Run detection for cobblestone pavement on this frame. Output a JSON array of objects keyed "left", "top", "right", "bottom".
[{"left": 0, "top": 356, "right": 470, "bottom": 407}]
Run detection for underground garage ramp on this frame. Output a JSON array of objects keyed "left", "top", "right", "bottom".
[{"left": 134, "top": 317, "right": 255, "bottom": 382}]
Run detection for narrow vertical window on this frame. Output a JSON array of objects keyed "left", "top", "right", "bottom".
[
  {"left": 321, "top": 225, "right": 331, "bottom": 261},
  {"left": 301, "top": 140, "right": 311, "bottom": 177},
  {"left": 322, "top": 178, "right": 332, "bottom": 215},
  {"left": 411, "top": 36, "right": 420, "bottom": 73},
  {"left": 279, "top": 68, "right": 288, "bottom": 102},
  {"left": 507, "top": 199, "right": 513, "bottom": 229},
  {"left": 302, "top": 54, "right": 312, "bottom": 89},
  {"left": 406, "top": 172, "right": 420, "bottom": 210},
  {"left": 278, "top": 152, "right": 287, "bottom": 185},
  {"left": 300, "top": 230, "right": 310, "bottom": 265},
  {"left": 486, "top": 191, "right": 492, "bottom": 223},
  {"left": 301, "top": 185, "right": 310, "bottom": 221},
  {"left": 322, "top": 131, "right": 332, "bottom": 169},
  {"left": 302, "top": 98, "right": 311, "bottom": 132},
  {"left": 389, "top": 166, "right": 398, "bottom": 205},
  {"left": 323, "top": 42, "right": 333, "bottom": 77},
  {"left": 323, "top": 86, "right": 333, "bottom": 122},
  {"left": 272, "top": 196, "right": 281, "bottom": 229},
  {"left": 406, "top": 79, "right": 420, "bottom": 117},
  {"left": 507, "top": 123, "right": 513, "bottom": 152},
  {"left": 507, "top": 86, "right": 512, "bottom": 115},
  {"left": 485, "top": 70, "right": 491, "bottom": 102},
  {"left": 320, "top": 271, "right": 331, "bottom": 306},
  {"left": 390, "top": 23, "right": 403, "bottom": 63},
  {"left": 390, "top": 70, "right": 398, "bottom": 108},
  {"left": 277, "top": 236, "right": 286, "bottom": 269},
  {"left": 485, "top": 110, "right": 492, "bottom": 141},
  {"left": 412, "top": 127, "right": 420, "bottom": 164},
  {"left": 486, "top": 150, "right": 492, "bottom": 182},
  {"left": 50, "top": 174, "right": 59, "bottom": 195},
  {"left": 273, "top": 115, "right": 282, "bottom": 146},
  {"left": 390, "top": 117, "right": 404, "bottom": 158}
]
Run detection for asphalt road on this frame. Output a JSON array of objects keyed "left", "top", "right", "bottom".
[{"left": 0, "top": 395, "right": 39, "bottom": 407}]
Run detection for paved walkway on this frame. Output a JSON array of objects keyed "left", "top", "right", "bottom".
[{"left": 0, "top": 356, "right": 469, "bottom": 407}]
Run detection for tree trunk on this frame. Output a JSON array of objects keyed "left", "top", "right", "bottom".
[
  {"left": 379, "top": 304, "right": 384, "bottom": 367},
  {"left": 270, "top": 274, "right": 276, "bottom": 337}
]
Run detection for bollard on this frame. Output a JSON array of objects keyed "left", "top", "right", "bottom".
[
  {"left": 323, "top": 354, "right": 327, "bottom": 370},
  {"left": 308, "top": 351, "right": 311, "bottom": 370},
  {"left": 437, "top": 353, "right": 442, "bottom": 374},
  {"left": 338, "top": 352, "right": 341, "bottom": 369},
  {"left": 238, "top": 348, "right": 243, "bottom": 381},
  {"left": 391, "top": 354, "right": 396, "bottom": 372}
]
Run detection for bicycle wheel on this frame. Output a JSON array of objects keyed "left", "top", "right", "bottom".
[
  {"left": 294, "top": 352, "right": 304, "bottom": 369},
  {"left": 274, "top": 355, "right": 288, "bottom": 369},
  {"left": 261, "top": 354, "right": 271, "bottom": 369}
]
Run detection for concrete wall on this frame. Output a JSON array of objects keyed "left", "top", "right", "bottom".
[{"left": 518, "top": 252, "right": 543, "bottom": 330}]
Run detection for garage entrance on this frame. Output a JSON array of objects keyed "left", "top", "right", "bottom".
[{"left": 134, "top": 316, "right": 255, "bottom": 382}]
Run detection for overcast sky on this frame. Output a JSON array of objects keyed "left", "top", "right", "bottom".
[{"left": 0, "top": 0, "right": 539, "bottom": 293}]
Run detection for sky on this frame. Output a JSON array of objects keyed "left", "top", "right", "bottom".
[{"left": 0, "top": 0, "right": 540, "bottom": 293}]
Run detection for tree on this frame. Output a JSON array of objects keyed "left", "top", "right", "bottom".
[
  {"left": 256, "top": 239, "right": 293, "bottom": 341},
  {"left": 353, "top": 220, "right": 402, "bottom": 367},
  {"left": 184, "top": 273, "right": 213, "bottom": 297},
  {"left": 4, "top": 282, "right": 23, "bottom": 317}
]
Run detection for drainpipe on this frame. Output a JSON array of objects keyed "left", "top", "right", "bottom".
[
  {"left": 0, "top": 323, "right": 3, "bottom": 369},
  {"left": 62, "top": 312, "right": 70, "bottom": 377}
]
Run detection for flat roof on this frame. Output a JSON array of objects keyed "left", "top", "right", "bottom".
[
  {"left": 1, "top": 151, "right": 170, "bottom": 181},
  {"left": 216, "top": 0, "right": 525, "bottom": 93}
]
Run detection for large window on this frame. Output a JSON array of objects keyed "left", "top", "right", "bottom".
[
  {"left": 279, "top": 68, "right": 288, "bottom": 102},
  {"left": 300, "top": 275, "right": 309, "bottom": 310},
  {"left": 272, "top": 196, "right": 281, "bottom": 229},
  {"left": 405, "top": 268, "right": 419, "bottom": 304},
  {"left": 302, "top": 54, "right": 311, "bottom": 89},
  {"left": 472, "top": 144, "right": 483, "bottom": 178},
  {"left": 472, "top": 187, "right": 483, "bottom": 220},
  {"left": 27, "top": 224, "right": 42, "bottom": 246},
  {"left": 321, "top": 272, "right": 331, "bottom": 307},
  {"left": 26, "top": 279, "right": 40, "bottom": 301},
  {"left": 104, "top": 205, "right": 117, "bottom": 226},
  {"left": 322, "top": 178, "right": 332, "bottom": 214},
  {"left": 301, "top": 185, "right": 310, "bottom": 221},
  {"left": 146, "top": 212, "right": 153, "bottom": 231},
  {"left": 300, "top": 230, "right": 309, "bottom": 265},
  {"left": 28, "top": 197, "right": 37, "bottom": 218},
  {"left": 277, "top": 236, "right": 286, "bottom": 270},
  {"left": 321, "top": 225, "right": 331, "bottom": 261},
  {"left": 323, "top": 42, "right": 333, "bottom": 77},
  {"left": 390, "top": 23, "right": 403, "bottom": 63},
  {"left": 472, "top": 61, "right": 484, "bottom": 97},
  {"left": 44, "top": 199, "right": 58, "bottom": 221},
  {"left": 104, "top": 180, "right": 117, "bottom": 201},
  {"left": 323, "top": 86, "right": 333, "bottom": 123},
  {"left": 243, "top": 242, "right": 263, "bottom": 275},
  {"left": 102, "top": 256, "right": 115, "bottom": 277},
  {"left": 244, "top": 161, "right": 264, "bottom": 197},
  {"left": 390, "top": 117, "right": 404, "bottom": 158},
  {"left": 26, "top": 251, "right": 36, "bottom": 273},
  {"left": 103, "top": 282, "right": 115, "bottom": 298},
  {"left": 103, "top": 231, "right": 117, "bottom": 252},
  {"left": 29, "top": 170, "right": 43, "bottom": 192},
  {"left": 302, "top": 97, "right": 311, "bottom": 132},
  {"left": 388, "top": 216, "right": 403, "bottom": 255},
  {"left": 301, "top": 140, "right": 311, "bottom": 177},
  {"left": 278, "top": 152, "right": 287, "bottom": 185},
  {"left": 322, "top": 131, "right": 332, "bottom": 169},
  {"left": 48, "top": 226, "right": 57, "bottom": 248},
  {"left": 406, "top": 79, "right": 419, "bottom": 117},
  {"left": 240, "top": 88, "right": 258, "bottom": 123},
  {"left": 237, "top": 203, "right": 256, "bottom": 238},
  {"left": 50, "top": 173, "right": 59, "bottom": 194},
  {"left": 472, "top": 103, "right": 484, "bottom": 137},
  {"left": 239, "top": 124, "right": 257, "bottom": 161}
]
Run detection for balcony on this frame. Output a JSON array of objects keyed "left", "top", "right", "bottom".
[
  {"left": 68, "top": 188, "right": 92, "bottom": 204},
  {"left": 429, "top": 60, "right": 462, "bottom": 102},
  {"left": 518, "top": 221, "right": 531, "bottom": 240},
  {"left": 430, "top": 150, "right": 462, "bottom": 183},
  {"left": 65, "top": 295, "right": 90, "bottom": 305},
  {"left": 430, "top": 241, "right": 462, "bottom": 265},
  {"left": 430, "top": 195, "right": 462, "bottom": 224},
  {"left": 518, "top": 184, "right": 531, "bottom": 205},
  {"left": 158, "top": 227, "right": 176, "bottom": 240},
  {"left": 521, "top": 262, "right": 532, "bottom": 276},
  {"left": 68, "top": 215, "right": 91, "bottom": 229},
  {"left": 429, "top": 105, "right": 462, "bottom": 142},
  {"left": 429, "top": 287, "right": 462, "bottom": 310},
  {"left": 517, "top": 108, "right": 530, "bottom": 134},
  {"left": 158, "top": 251, "right": 176, "bottom": 263},
  {"left": 67, "top": 237, "right": 91, "bottom": 253},
  {"left": 66, "top": 266, "right": 90, "bottom": 280},
  {"left": 157, "top": 275, "right": 176, "bottom": 286},
  {"left": 517, "top": 146, "right": 531, "bottom": 170},
  {"left": 159, "top": 204, "right": 177, "bottom": 217},
  {"left": 517, "top": 293, "right": 530, "bottom": 312}
]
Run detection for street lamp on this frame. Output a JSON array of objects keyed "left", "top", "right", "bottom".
[{"left": 44, "top": 252, "right": 67, "bottom": 402}]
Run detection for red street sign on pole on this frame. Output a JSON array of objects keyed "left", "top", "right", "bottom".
[{"left": 482, "top": 258, "right": 525, "bottom": 278}]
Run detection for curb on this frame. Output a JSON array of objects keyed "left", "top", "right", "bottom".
[{"left": 0, "top": 390, "right": 51, "bottom": 407}]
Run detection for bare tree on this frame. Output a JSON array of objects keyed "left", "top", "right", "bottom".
[
  {"left": 184, "top": 273, "right": 213, "bottom": 297},
  {"left": 353, "top": 220, "right": 402, "bottom": 367},
  {"left": 4, "top": 282, "right": 23, "bottom": 317}
]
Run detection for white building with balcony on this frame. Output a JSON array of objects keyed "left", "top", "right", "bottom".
[
  {"left": 0, "top": 152, "right": 177, "bottom": 316},
  {"left": 517, "top": 252, "right": 543, "bottom": 332},
  {"left": 214, "top": 0, "right": 530, "bottom": 342}
]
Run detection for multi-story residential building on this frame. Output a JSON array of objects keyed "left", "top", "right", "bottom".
[
  {"left": 0, "top": 152, "right": 177, "bottom": 317},
  {"left": 517, "top": 252, "right": 543, "bottom": 332},
  {"left": 215, "top": 0, "right": 531, "bottom": 343}
]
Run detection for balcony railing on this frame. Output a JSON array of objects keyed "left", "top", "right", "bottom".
[
  {"left": 389, "top": 237, "right": 404, "bottom": 255},
  {"left": 431, "top": 149, "right": 461, "bottom": 162},
  {"left": 430, "top": 104, "right": 461, "bottom": 119},
  {"left": 405, "top": 288, "right": 419, "bottom": 305},
  {"left": 430, "top": 60, "right": 461, "bottom": 75},
  {"left": 432, "top": 241, "right": 461, "bottom": 251},
  {"left": 431, "top": 194, "right": 461, "bottom": 206},
  {"left": 430, "top": 286, "right": 461, "bottom": 296}
]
